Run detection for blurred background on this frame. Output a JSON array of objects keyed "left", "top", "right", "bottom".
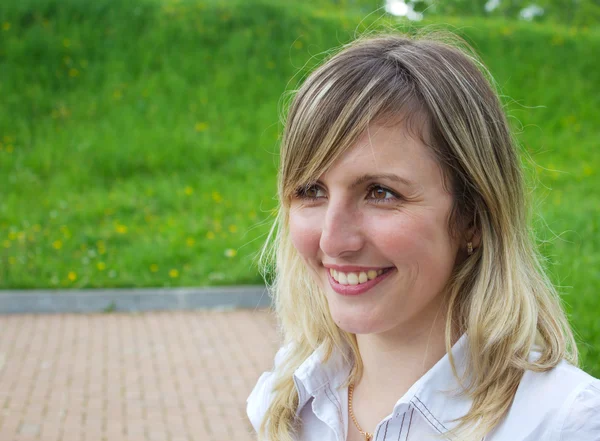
[{"left": 0, "top": 0, "right": 598, "bottom": 367}]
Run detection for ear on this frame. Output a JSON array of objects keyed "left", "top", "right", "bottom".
[{"left": 465, "top": 220, "right": 481, "bottom": 250}]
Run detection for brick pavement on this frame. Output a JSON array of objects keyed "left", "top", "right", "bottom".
[{"left": 0, "top": 310, "right": 280, "bottom": 441}]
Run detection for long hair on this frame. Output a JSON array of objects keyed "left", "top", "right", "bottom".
[{"left": 258, "top": 32, "right": 577, "bottom": 441}]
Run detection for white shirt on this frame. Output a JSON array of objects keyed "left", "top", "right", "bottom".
[{"left": 247, "top": 336, "right": 600, "bottom": 440}]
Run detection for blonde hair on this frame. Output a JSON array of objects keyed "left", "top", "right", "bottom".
[{"left": 258, "top": 32, "right": 577, "bottom": 441}]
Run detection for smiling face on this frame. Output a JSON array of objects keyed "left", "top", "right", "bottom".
[{"left": 288, "top": 123, "right": 463, "bottom": 336}]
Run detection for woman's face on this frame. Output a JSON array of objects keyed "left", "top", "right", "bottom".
[{"left": 288, "top": 123, "right": 463, "bottom": 336}]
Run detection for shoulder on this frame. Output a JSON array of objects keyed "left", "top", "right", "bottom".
[
  {"left": 500, "top": 360, "right": 600, "bottom": 441},
  {"left": 517, "top": 358, "right": 595, "bottom": 401},
  {"left": 246, "top": 344, "right": 294, "bottom": 433},
  {"left": 557, "top": 375, "right": 600, "bottom": 441}
]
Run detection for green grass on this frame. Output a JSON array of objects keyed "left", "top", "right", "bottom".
[{"left": 0, "top": 0, "right": 598, "bottom": 374}]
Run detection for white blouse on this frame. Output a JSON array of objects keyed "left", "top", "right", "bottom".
[{"left": 247, "top": 336, "right": 600, "bottom": 441}]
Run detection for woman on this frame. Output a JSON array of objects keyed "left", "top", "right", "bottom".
[{"left": 246, "top": 33, "right": 599, "bottom": 441}]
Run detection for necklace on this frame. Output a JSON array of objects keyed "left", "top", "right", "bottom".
[{"left": 348, "top": 383, "right": 373, "bottom": 441}]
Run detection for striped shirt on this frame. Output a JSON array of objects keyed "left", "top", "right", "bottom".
[{"left": 247, "top": 335, "right": 600, "bottom": 440}]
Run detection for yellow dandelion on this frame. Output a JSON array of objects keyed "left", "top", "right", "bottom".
[
  {"left": 553, "top": 194, "right": 562, "bottom": 206},
  {"left": 62, "top": 38, "right": 71, "bottom": 48},
  {"left": 17, "top": 232, "right": 25, "bottom": 242},
  {"left": 8, "top": 231, "right": 17, "bottom": 240},
  {"left": 169, "top": 269, "right": 179, "bottom": 278},
  {"left": 97, "top": 262, "right": 106, "bottom": 271},
  {"left": 206, "top": 231, "right": 215, "bottom": 240},
  {"left": 52, "top": 240, "right": 63, "bottom": 250},
  {"left": 583, "top": 165, "right": 593, "bottom": 177},
  {"left": 2, "top": 22, "right": 11, "bottom": 31},
  {"left": 184, "top": 186, "right": 194, "bottom": 196},
  {"left": 195, "top": 122, "right": 209, "bottom": 132},
  {"left": 3, "top": 240, "right": 10, "bottom": 248},
  {"left": 8, "top": 257, "right": 16, "bottom": 265},
  {"left": 6, "top": 145, "right": 13, "bottom": 153},
  {"left": 115, "top": 224, "right": 128, "bottom": 234},
  {"left": 68, "top": 271, "right": 77, "bottom": 281},
  {"left": 228, "top": 225, "right": 237, "bottom": 233},
  {"left": 211, "top": 191, "right": 222, "bottom": 203},
  {"left": 186, "top": 237, "right": 195, "bottom": 247},
  {"left": 150, "top": 264, "right": 159, "bottom": 272},
  {"left": 551, "top": 35, "right": 564, "bottom": 46},
  {"left": 69, "top": 68, "right": 79, "bottom": 78},
  {"left": 224, "top": 249, "right": 237, "bottom": 258}
]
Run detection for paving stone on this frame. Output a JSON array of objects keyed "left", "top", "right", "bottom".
[{"left": 0, "top": 310, "right": 279, "bottom": 441}]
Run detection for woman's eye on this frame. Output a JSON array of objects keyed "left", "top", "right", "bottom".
[
  {"left": 367, "top": 185, "right": 397, "bottom": 202},
  {"left": 296, "top": 185, "right": 325, "bottom": 200}
]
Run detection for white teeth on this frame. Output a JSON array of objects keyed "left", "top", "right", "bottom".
[
  {"left": 330, "top": 268, "right": 389, "bottom": 285},
  {"left": 347, "top": 273, "right": 359, "bottom": 285}
]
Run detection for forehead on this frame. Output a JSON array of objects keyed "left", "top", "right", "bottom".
[{"left": 318, "top": 123, "right": 444, "bottom": 190}]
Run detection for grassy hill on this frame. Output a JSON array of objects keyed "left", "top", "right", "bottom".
[{"left": 0, "top": 0, "right": 599, "bottom": 372}]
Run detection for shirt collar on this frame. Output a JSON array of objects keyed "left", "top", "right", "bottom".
[
  {"left": 293, "top": 343, "right": 351, "bottom": 397},
  {"left": 293, "top": 334, "right": 473, "bottom": 434}
]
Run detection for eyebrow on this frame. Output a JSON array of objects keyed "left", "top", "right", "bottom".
[{"left": 349, "top": 173, "right": 415, "bottom": 189}]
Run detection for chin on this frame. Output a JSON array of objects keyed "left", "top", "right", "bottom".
[
  {"left": 328, "top": 305, "right": 387, "bottom": 335},
  {"left": 335, "top": 319, "right": 387, "bottom": 335}
]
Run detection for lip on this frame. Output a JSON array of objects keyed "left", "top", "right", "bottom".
[
  {"left": 323, "top": 264, "right": 392, "bottom": 272},
  {"left": 327, "top": 267, "right": 395, "bottom": 296}
]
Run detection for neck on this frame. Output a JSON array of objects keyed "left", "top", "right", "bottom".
[{"left": 354, "top": 302, "right": 453, "bottom": 408}]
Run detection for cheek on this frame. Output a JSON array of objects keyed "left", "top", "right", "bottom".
[
  {"left": 369, "top": 210, "right": 455, "bottom": 268},
  {"left": 288, "top": 209, "right": 322, "bottom": 259},
  {"left": 366, "top": 214, "right": 426, "bottom": 257}
]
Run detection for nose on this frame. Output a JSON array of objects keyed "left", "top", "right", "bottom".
[{"left": 319, "top": 200, "right": 364, "bottom": 258}]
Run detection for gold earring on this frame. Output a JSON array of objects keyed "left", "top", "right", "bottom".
[{"left": 467, "top": 242, "right": 473, "bottom": 256}]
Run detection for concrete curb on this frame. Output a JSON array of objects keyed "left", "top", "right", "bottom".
[{"left": 0, "top": 285, "right": 271, "bottom": 314}]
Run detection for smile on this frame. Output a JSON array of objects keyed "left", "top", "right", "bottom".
[{"left": 326, "top": 267, "right": 395, "bottom": 296}]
